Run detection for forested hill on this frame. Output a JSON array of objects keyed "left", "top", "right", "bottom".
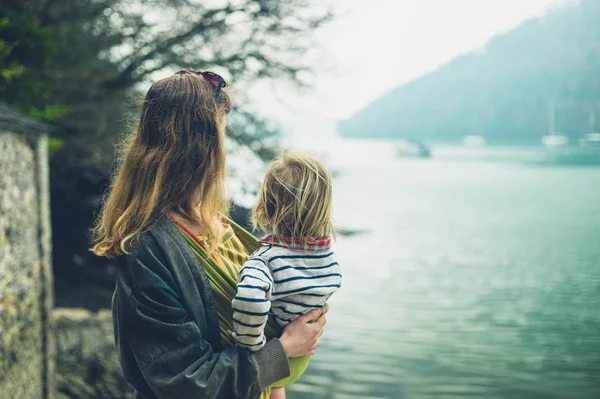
[{"left": 339, "top": 0, "right": 600, "bottom": 142}]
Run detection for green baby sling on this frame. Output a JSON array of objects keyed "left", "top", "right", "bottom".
[{"left": 175, "top": 218, "right": 310, "bottom": 388}]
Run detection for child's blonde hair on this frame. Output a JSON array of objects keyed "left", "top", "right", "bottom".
[{"left": 252, "top": 151, "right": 334, "bottom": 241}]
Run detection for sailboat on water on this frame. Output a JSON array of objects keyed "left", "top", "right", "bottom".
[
  {"left": 580, "top": 112, "right": 600, "bottom": 146},
  {"left": 542, "top": 102, "right": 568, "bottom": 147},
  {"left": 540, "top": 109, "right": 600, "bottom": 165}
]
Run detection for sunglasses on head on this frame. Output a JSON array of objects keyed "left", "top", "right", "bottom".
[{"left": 186, "top": 70, "right": 228, "bottom": 99}]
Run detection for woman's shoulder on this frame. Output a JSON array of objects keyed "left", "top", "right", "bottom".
[
  {"left": 124, "top": 215, "right": 189, "bottom": 267},
  {"left": 120, "top": 216, "right": 195, "bottom": 286},
  {"left": 126, "top": 218, "right": 167, "bottom": 255}
]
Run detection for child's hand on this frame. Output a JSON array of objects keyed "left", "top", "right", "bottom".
[
  {"left": 225, "top": 321, "right": 235, "bottom": 338},
  {"left": 226, "top": 320, "right": 238, "bottom": 338},
  {"left": 227, "top": 320, "right": 238, "bottom": 337}
]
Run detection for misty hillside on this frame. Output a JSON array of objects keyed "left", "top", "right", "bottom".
[{"left": 339, "top": 0, "right": 600, "bottom": 142}]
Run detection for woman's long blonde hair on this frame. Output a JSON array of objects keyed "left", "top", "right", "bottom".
[
  {"left": 252, "top": 152, "right": 334, "bottom": 241},
  {"left": 92, "top": 71, "right": 232, "bottom": 257}
]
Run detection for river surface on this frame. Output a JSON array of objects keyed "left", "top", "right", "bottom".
[{"left": 286, "top": 141, "right": 600, "bottom": 399}]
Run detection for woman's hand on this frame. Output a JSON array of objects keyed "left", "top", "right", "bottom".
[{"left": 279, "top": 303, "right": 329, "bottom": 357}]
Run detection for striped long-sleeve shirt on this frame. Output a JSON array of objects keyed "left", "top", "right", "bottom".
[{"left": 231, "top": 236, "right": 342, "bottom": 351}]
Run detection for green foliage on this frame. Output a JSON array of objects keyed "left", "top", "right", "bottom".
[
  {"left": 340, "top": 0, "right": 600, "bottom": 142},
  {"left": 29, "top": 104, "right": 70, "bottom": 121},
  {"left": 0, "top": 4, "right": 55, "bottom": 109},
  {"left": 47, "top": 136, "right": 64, "bottom": 157}
]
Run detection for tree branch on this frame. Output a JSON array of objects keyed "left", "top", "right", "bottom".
[{"left": 108, "top": 5, "right": 240, "bottom": 88}]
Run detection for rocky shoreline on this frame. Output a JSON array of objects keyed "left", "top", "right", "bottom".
[{"left": 54, "top": 308, "right": 130, "bottom": 399}]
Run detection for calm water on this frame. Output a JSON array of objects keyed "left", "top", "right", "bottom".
[{"left": 287, "top": 141, "right": 600, "bottom": 399}]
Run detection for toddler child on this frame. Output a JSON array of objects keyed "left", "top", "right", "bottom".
[{"left": 231, "top": 152, "right": 342, "bottom": 395}]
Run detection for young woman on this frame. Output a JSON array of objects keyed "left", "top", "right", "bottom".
[{"left": 92, "top": 70, "right": 327, "bottom": 399}]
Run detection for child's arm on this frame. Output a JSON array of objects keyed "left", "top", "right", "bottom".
[{"left": 231, "top": 258, "right": 273, "bottom": 351}]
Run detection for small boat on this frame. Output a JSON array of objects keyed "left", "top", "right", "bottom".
[
  {"left": 536, "top": 109, "right": 600, "bottom": 165},
  {"left": 585, "top": 133, "right": 600, "bottom": 145},
  {"left": 542, "top": 102, "right": 569, "bottom": 148},
  {"left": 396, "top": 139, "right": 431, "bottom": 158},
  {"left": 542, "top": 133, "right": 569, "bottom": 147},
  {"left": 462, "top": 135, "right": 487, "bottom": 147},
  {"left": 579, "top": 113, "right": 600, "bottom": 146}
]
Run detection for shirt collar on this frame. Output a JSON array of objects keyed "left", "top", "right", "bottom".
[{"left": 260, "top": 236, "right": 332, "bottom": 252}]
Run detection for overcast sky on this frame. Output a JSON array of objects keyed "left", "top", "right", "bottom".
[{"left": 248, "top": 0, "right": 575, "bottom": 141}]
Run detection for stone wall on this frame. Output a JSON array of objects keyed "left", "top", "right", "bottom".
[{"left": 0, "top": 105, "right": 54, "bottom": 398}]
